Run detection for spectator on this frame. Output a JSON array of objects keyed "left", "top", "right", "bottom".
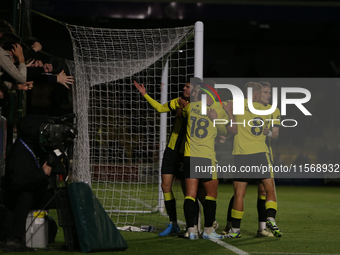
[
  {"left": 0, "top": 33, "right": 27, "bottom": 88},
  {"left": 0, "top": 20, "right": 74, "bottom": 90}
]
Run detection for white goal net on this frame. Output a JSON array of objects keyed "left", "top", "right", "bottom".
[{"left": 66, "top": 22, "right": 201, "bottom": 229}]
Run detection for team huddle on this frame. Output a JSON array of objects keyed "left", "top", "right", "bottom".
[{"left": 134, "top": 78, "right": 282, "bottom": 240}]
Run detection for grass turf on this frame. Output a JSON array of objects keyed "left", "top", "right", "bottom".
[{"left": 2, "top": 184, "right": 339, "bottom": 255}]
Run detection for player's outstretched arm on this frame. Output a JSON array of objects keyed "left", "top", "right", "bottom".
[
  {"left": 56, "top": 70, "right": 74, "bottom": 89},
  {"left": 134, "top": 80, "right": 146, "bottom": 96},
  {"left": 134, "top": 80, "right": 170, "bottom": 113},
  {"left": 207, "top": 108, "right": 229, "bottom": 137},
  {"left": 176, "top": 97, "right": 188, "bottom": 118}
]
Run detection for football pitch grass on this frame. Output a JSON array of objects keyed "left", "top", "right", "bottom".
[{"left": 3, "top": 184, "right": 339, "bottom": 255}]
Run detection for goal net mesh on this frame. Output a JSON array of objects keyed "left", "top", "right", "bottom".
[{"left": 65, "top": 23, "right": 195, "bottom": 229}]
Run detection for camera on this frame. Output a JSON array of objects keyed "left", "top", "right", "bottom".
[{"left": 39, "top": 114, "right": 77, "bottom": 175}]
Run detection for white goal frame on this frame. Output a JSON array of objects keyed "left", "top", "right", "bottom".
[{"left": 66, "top": 21, "right": 204, "bottom": 227}]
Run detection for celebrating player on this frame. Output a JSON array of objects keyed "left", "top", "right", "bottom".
[
  {"left": 181, "top": 79, "right": 237, "bottom": 240},
  {"left": 224, "top": 82, "right": 282, "bottom": 239},
  {"left": 134, "top": 78, "right": 198, "bottom": 236},
  {"left": 256, "top": 82, "right": 281, "bottom": 236},
  {"left": 223, "top": 82, "right": 281, "bottom": 237}
]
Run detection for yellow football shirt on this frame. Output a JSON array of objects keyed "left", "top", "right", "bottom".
[
  {"left": 144, "top": 94, "right": 186, "bottom": 152},
  {"left": 232, "top": 99, "right": 272, "bottom": 155},
  {"left": 264, "top": 105, "right": 281, "bottom": 162},
  {"left": 183, "top": 101, "right": 229, "bottom": 161}
]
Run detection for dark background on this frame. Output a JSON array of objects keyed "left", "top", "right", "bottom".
[
  {"left": 2, "top": 0, "right": 340, "bottom": 115},
  {"left": 1, "top": 0, "right": 340, "bottom": 181},
  {"left": 2, "top": 0, "right": 340, "bottom": 79}
]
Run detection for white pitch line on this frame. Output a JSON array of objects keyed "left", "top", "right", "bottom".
[
  {"left": 106, "top": 189, "right": 250, "bottom": 254},
  {"left": 110, "top": 190, "right": 249, "bottom": 254},
  {"left": 208, "top": 239, "right": 250, "bottom": 255},
  {"left": 250, "top": 252, "right": 340, "bottom": 255}
]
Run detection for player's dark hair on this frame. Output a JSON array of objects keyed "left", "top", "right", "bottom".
[{"left": 186, "top": 77, "right": 202, "bottom": 86}]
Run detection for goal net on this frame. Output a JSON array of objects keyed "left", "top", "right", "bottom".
[{"left": 65, "top": 22, "right": 201, "bottom": 229}]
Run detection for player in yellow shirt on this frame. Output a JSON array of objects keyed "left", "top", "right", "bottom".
[
  {"left": 134, "top": 78, "right": 199, "bottom": 236},
  {"left": 181, "top": 80, "right": 237, "bottom": 240},
  {"left": 257, "top": 82, "right": 281, "bottom": 236},
  {"left": 224, "top": 82, "right": 282, "bottom": 238},
  {"left": 223, "top": 82, "right": 281, "bottom": 237}
]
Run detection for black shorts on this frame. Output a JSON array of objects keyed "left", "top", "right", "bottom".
[
  {"left": 161, "top": 147, "right": 184, "bottom": 178},
  {"left": 233, "top": 152, "right": 273, "bottom": 182},
  {"left": 183, "top": 156, "right": 217, "bottom": 180}
]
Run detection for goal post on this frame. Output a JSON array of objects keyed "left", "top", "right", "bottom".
[
  {"left": 66, "top": 21, "right": 203, "bottom": 228},
  {"left": 158, "top": 59, "right": 169, "bottom": 213},
  {"left": 157, "top": 22, "right": 204, "bottom": 214},
  {"left": 194, "top": 21, "right": 204, "bottom": 79}
]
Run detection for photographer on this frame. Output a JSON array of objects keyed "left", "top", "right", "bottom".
[{"left": 1, "top": 115, "right": 54, "bottom": 248}]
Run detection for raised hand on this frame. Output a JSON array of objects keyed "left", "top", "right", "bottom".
[
  {"left": 207, "top": 108, "right": 218, "bottom": 122},
  {"left": 43, "top": 63, "right": 53, "bottom": 73},
  {"left": 11, "top": 43, "right": 25, "bottom": 63},
  {"left": 31, "top": 41, "right": 42, "bottom": 52},
  {"left": 25, "top": 59, "right": 35, "bottom": 67},
  {"left": 42, "top": 162, "right": 52, "bottom": 176},
  {"left": 34, "top": 60, "right": 43, "bottom": 67},
  {"left": 223, "top": 101, "right": 233, "bottom": 113},
  {"left": 134, "top": 80, "right": 146, "bottom": 96},
  {"left": 56, "top": 70, "right": 74, "bottom": 89}
]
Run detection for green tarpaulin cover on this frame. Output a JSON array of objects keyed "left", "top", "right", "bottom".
[{"left": 68, "top": 182, "right": 128, "bottom": 253}]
